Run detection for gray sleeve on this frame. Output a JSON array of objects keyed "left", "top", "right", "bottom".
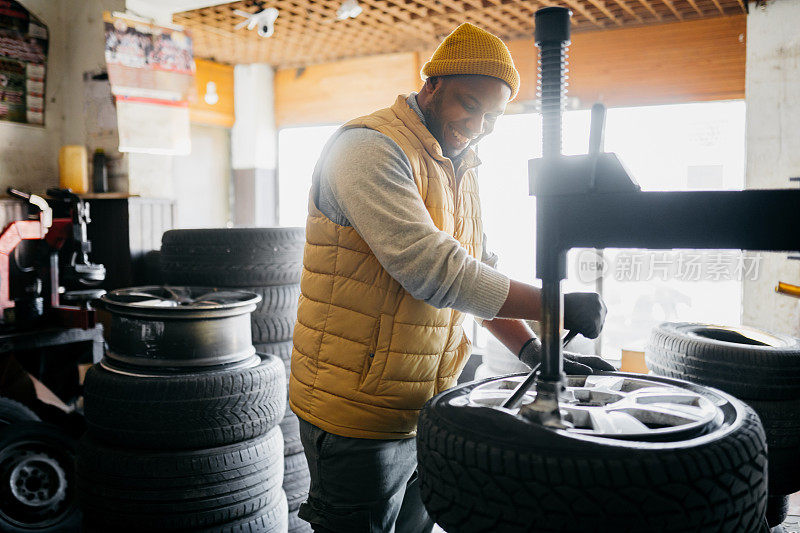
[
  {"left": 319, "top": 128, "right": 510, "bottom": 319},
  {"left": 481, "top": 233, "right": 500, "bottom": 269}
]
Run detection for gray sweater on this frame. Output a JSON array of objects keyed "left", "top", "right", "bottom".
[{"left": 313, "top": 94, "right": 510, "bottom": 320}]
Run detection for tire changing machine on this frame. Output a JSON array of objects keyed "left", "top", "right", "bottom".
[{"left": 506, "top": 7, "right": 800, "bottom": 529}]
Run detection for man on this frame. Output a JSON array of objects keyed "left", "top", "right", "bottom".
[{"left": 289, "top": 22, "right": 614, "bottom": 533}]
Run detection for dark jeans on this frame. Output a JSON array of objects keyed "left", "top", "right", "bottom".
[{"left": 297, "top": 418, "right": 435, "bottom": 533}]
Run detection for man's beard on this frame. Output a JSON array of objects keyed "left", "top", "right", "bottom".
[{"left": 423, "top": 90, "right": 450, "bottom": 157}]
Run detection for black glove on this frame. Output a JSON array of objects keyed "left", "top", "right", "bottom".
[
  {"left": 518, "top": 337, "right": 616, "bottom": 375},
  {"left": 563, "top": 292, "right": 607, "bottom": 339}
]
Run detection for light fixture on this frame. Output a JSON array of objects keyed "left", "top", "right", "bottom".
[
  {"left": 204, "top": 81, "right": 219, "bottom": 105},
  {"left": 234, "top": 7, "right": 279, "bottom": 37},
  {"left": 336, "top": 0, "right": 362, "bottom": 20}
]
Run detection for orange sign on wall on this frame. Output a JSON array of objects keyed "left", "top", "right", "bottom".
[{"left": 190, "top": 58, "right": 234, "bottom": 128}]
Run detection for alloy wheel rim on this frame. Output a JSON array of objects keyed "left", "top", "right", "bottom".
[{"left": 453, "top": 374, "right": 724, "bottom": 441}]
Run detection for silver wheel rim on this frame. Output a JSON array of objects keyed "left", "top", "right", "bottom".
[
  {"left": 101, "top": 286, "right": 260, "bottom": 368},
  {"left": 455, "top": 374, "right": 723, "bottom": 441},
  {"left": 99, "top": 353, "right": 262, "bottom": 377},
  {"left": 8, "top": 452, "right": 67, "bottom": 509},
  {"left": 101, "top": 286, "right": 261, "bottom": 311}
]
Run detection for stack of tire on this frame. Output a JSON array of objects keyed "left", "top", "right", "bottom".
[
  {"left": 646, "top": 322, "right": 800, "bottom": 530},
  {"left": 0, "top": 397, "right": 80, "bottom": 532},
  {"left": 77, "top": 287, "right": 288, "bottom": 532},
  {"left": 160, "top": 227, "right": 311, "bottom": 532}
]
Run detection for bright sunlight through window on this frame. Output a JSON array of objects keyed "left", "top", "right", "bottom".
[{"left": 277, "top": 100, "right": 746, "bottom": 360}]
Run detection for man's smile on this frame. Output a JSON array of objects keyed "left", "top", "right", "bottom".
[{"left": 449, "top": 125, "right": 472, "bottom": 149}]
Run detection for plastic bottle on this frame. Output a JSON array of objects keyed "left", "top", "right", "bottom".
[
  {"left": 59, "top": 145, "right": 89, "bottom": 194},
  {"left": 92, "top": 148, "right": 108, "bottom": 193}
]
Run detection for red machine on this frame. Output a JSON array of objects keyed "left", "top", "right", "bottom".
[{"left": 1, "top": 188, "right": 106, "bottom": 329}]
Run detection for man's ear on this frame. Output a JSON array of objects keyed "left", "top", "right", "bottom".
[{"left": 422, "top": 76, "right": 441, "bottom": 96}]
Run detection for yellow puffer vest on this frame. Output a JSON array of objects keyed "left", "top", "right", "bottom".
[{"left": 289, "top": 95, "right": 483, "bottom": 439}]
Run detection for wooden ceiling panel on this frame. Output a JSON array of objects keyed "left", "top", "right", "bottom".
[{"left": 174, "top": 0, "right": 745, "bottom": 68}]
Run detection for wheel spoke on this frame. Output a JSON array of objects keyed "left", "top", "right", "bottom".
[
  {"left": 127, "top": 298, "right": 178, "bottom": 307},
  {"left": 105, "top": 286, "right": 260, "bottom": 308},
  {"left": 463, "top": 373, "right": 722, "bottom": 440},
  {"left": 469, "top": 388, "right": 534, "bottom": 407},
  {"left": 583, "top": 375, "right": 627, "bottom": 391},
  {"left": 613, "top": 404, "right": 708, "bottom": 425},
  {"left": 585, "top": 408, "right": 651, "bottom": 433},
  {"left": 632, "top": 392, "right": 703, "bottom": 405}
]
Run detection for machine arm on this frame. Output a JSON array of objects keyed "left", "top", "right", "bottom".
[{"left": 513, "top": 7, "right": 800, "bottom": 427}]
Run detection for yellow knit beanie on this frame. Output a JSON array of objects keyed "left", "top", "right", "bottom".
[{"left": 421, "top": 23, "right": 520, "bottom": 100}]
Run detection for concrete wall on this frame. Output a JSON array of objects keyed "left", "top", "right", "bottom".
[
  {"left": 61, "top": 0, "right": 124, "bottom": 146},
  {"left": 742, "top": 0, "right": 800, "bottom": 336},
  {"left": 0, "top": 0, "right": 124, "bottom": 195},
  {"left": 172, "top": 123, "right": 231, "bottom": 228},
  {"left": 0, "top": 0, "right": 64, "bottom": 194},
  {"left": 0, "top": 0, "right": 233, "bottom": 231},
  {"left": 231, "top": 64, "right": 278, "bottom": 226}
]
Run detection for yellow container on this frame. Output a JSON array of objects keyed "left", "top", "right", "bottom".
[
  {"left": 620, "top": 348, "right": 649, "bottom": 374},
  {"left": 59, "top": 145, "right": 89, "bottom": 194}
]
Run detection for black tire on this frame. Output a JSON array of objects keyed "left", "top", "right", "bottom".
[
  {"left": 142, "top": 249, "right": 163, "bottom": 285},
  {"left": 646, "top": 323, "right": 800, "bottom": 496},
  {"left": 255, "top": 340, "right": 294, "bottom": 360},
  {"left": 764, "top": 447, "right": 800, "bottom": 496},
  {"left": 280, "top": 410, "right": 303, "bottom": 455},
  {"left": 84, "top": 491, "right": 289, "bottom": 533},
  {"left": 77, "top": 427, "right": 284, "bottom": 531},
  {"left": 248, "top": 284, "right": 300, "bottom": 314},
  {"left": 745, "top": 399, "right": 800, "bottom": 494},
  {"left": 161, "top": 227, "right": 304, "bottom": 287},
  {"left": 28, "top": 401, "right": 86, "bottom": 441},
  {"left": 83, "top": 354, "right": 286, "bottom": 449},
  {"left": 0, "top": 397, "right": 40, "bottom": 425},
  {"left": 250, "top": 285, "right": 299, "bottom": 343},
  {"left": 289, "top": 507, "right": 313, "bottom": 533},
  {"left": 283, "top": 451, "right": 310, "bottom": 512},
  {"left": 252, "top": 311, "right": 296, "bottom": 343},
  {"left": 744, "top": 398, "right": 800, "bottom": 449},
  {"left": 417, "top": 373, "right": 768, "bottom": 533},
  {"left": 766, "top": 495, "right": 789, "bottom": 528},
  {"left": 0, "top": 423, "right": 80, "bottom": 533},
  {"left": 204, "top": 490, "right": 288, "bottom": 533},
  {"left": 645, "top": 322, "right": 800, "bottom": 400},
  {"left": 256, "top": 341, "right": 294, "bottom": 386}
]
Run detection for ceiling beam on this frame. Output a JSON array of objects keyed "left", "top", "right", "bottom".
[
  {"left": 708, "top": 0, "right": 724, "bottom": 15},
  {"left": 180, "top": 0, "right": 748, "bottom": 68},
  {"left": 683, "top": 0, "right": 703, "bottom": 16},
  {"left": 586, "top": 0, "right": 622, "bottom": 25},
  {"left": 561, "top": 0, "right": 605, "bottom": 28},
  {"left": 611, "top": 0, "right": 643, "bottom": 22},
  {"left": 635, "top": 0, "right": 662, "bottom": 20},
  {"left": 660, "top": 0, "right": 683, "bottom": 19}
]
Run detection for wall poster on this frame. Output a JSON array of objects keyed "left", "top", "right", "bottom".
[
  {"left": 0, "top": 0, "right": 47, "bottom": 125},
  {"left": 103, "top": 12, "right": 195, "bottom": 155}
]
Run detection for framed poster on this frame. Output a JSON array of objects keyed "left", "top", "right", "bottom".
[
  {"left": 103, "top": 12, "right": 195, "bottom": 155},
  {"left": 0, "top": 0, "right": 47, "bottom": 125}
]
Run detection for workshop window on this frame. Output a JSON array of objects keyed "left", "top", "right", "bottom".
[
  {"left": 477, "top": 100, "right": 746, "bottom": 360},
  {"left": 277, "top": 124, "right": 340, "bottom": 227},
  {"left": 276, "top": 101, "right": 747, "bottom": 362}
]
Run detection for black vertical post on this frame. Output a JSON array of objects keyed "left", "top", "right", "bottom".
[
  {"left": 536, "top": 7, "right": 571, "bottom": 159},
  {"left": 535, "top": 7, "right": 572, "bottom": 383}
]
